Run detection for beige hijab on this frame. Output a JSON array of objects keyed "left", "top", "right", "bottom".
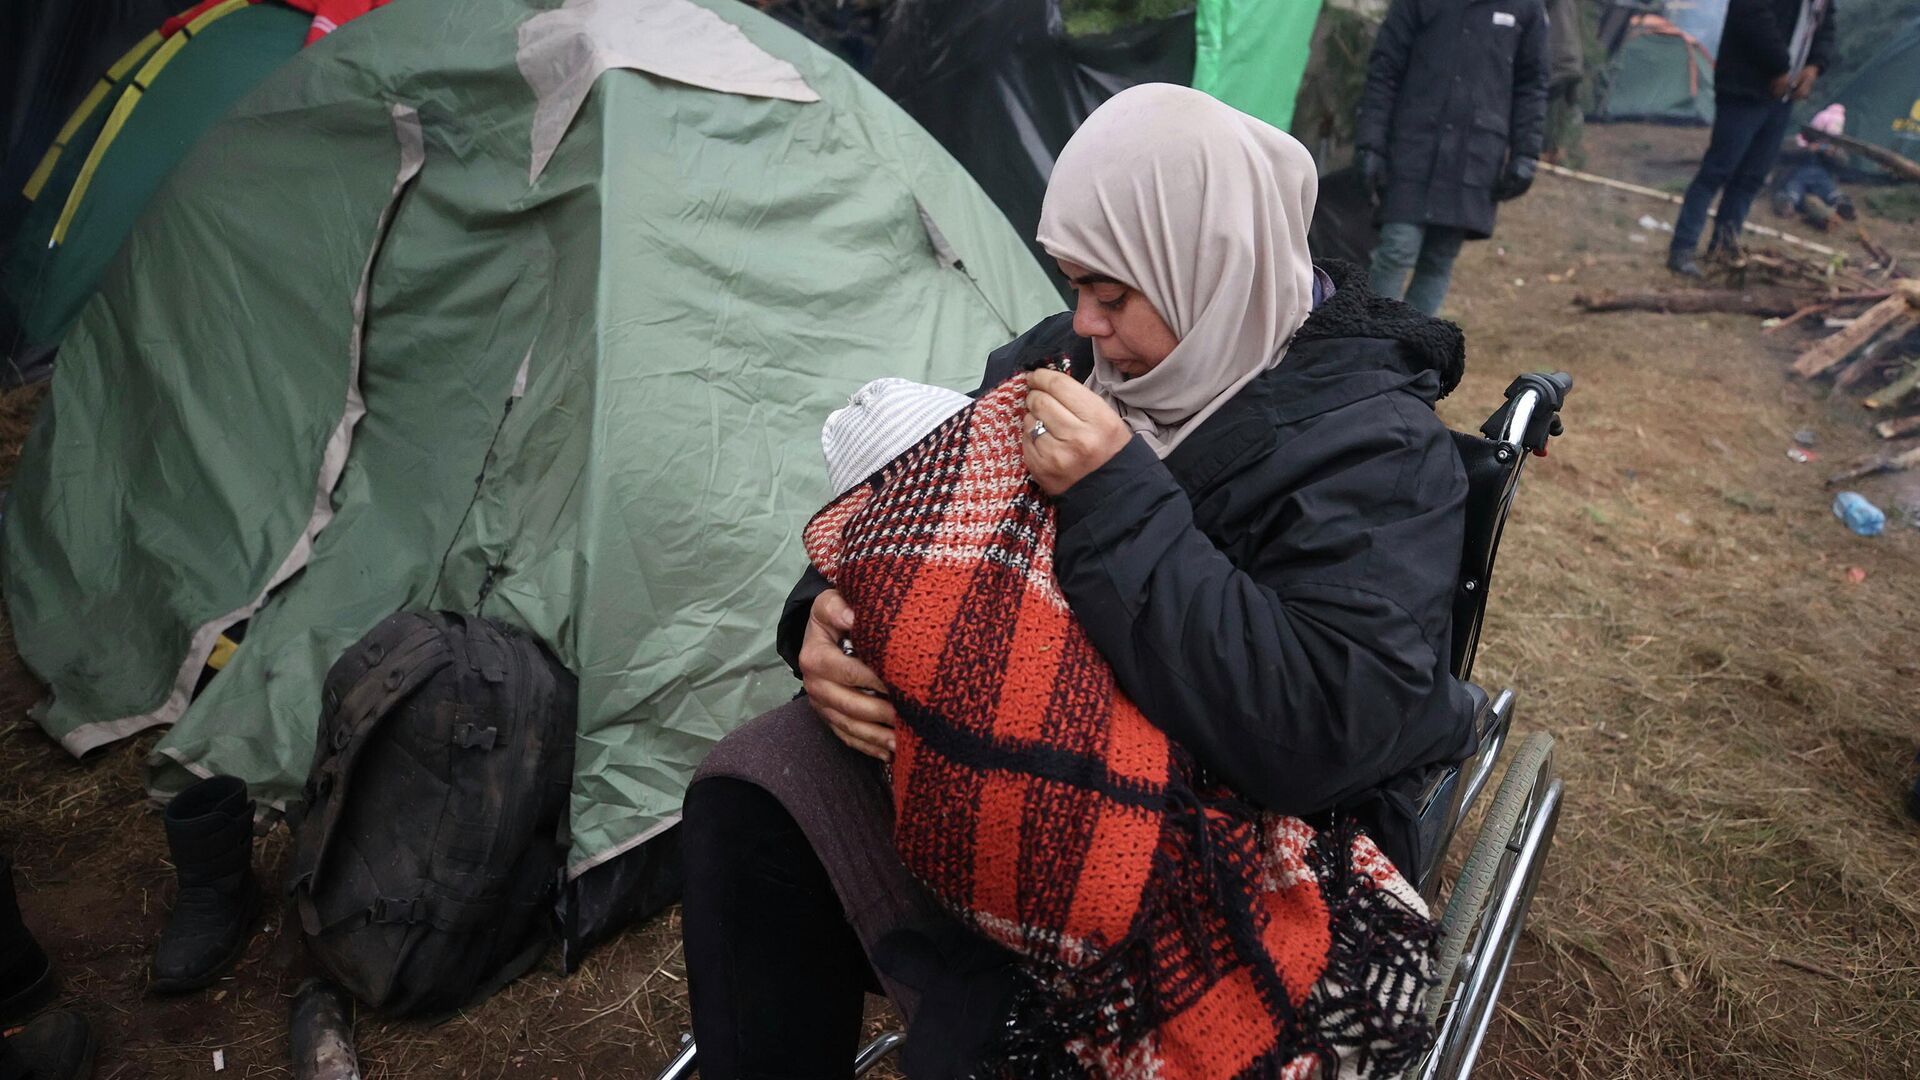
[{"left": 1036, "top": 83, "right": 1318, "bottom": 457}]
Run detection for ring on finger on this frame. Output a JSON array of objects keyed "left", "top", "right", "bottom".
[{"left": 1030, "top": 419, "right": 1050, "bottom": 440}]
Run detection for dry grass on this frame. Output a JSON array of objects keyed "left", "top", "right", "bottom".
[{"left": 0, "top": 122, "right": 1916, "bottom": 1076}]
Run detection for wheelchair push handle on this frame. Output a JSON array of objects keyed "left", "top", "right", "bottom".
[{"left": 1480, "top": 371, "right": 1573, "bottom": 456}]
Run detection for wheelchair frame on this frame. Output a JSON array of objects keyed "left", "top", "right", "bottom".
[{"left": 655, "top": 374, "right": 1573, "bottom": 1080}]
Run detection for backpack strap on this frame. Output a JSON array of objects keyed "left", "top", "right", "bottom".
[
  {"left": 303, "top": 888, "right": 505, "bottom": 937},
  {"left": 291, "top": 619, "right": 455, "bottom": 933}
]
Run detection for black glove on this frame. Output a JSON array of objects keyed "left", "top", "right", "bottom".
[
  {"left": 1355, "top": 147, "right": 1389, "bottom": 205},
  {"left": 1495, "top": 156, "right": 1537, "bottom": 202}
]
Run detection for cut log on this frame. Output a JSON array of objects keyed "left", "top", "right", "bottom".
[
  {"left": 1574, "top": 289, "right": 1803, "bottom": 316},
  {"left": 1825, "top": 441, "right": 1920, "bottom": 487},
  {"left": 1864, "top": 363, "right": 1920, "bottom": 411},
  {"left": 1792, "top": 284, "right": 1920, "bottom": 378},
  {"left": 1833, "top": 342, "right": 1894, "bottom": 391},
  {"left": 1874, "top": 414, "right": 1920, "bottom": 440},
  {"left": 1801, "top": 128, "right": 1920, "bottom": 185}
]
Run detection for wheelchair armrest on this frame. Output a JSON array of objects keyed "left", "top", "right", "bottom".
[
  {"left": 1412, "top": 685, "right": 1516, "bottom": 901},
  {"left": 1459, "top": 688, "right": 1517, "bottom": 817}
]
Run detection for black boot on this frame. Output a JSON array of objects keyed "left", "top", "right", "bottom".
[
  {"left": 0, "top": 1011, "right": 95, "bottom": 1080},
  {"left": 1666, "top": 247, "right": 1703, "bottom": 278},
  {"left": 152, "top": 777, "right": 259, "bottom": 993},
  {"left": 0, "top": 857, "right": 53, "bottom": 1027},
  {"left": 1705, "top": 222, "right": 1743, "bottom": 261}
]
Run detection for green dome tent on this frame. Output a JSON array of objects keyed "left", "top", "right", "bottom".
[
  {"left": 2, "top": 0, "right": 309, "bottom": 374},
  {"left": 1591, "top": 14, "right": 1716, "bottom": 125},
  {"left": 1828, "top": 17, "right": 1920, "bottom": 163},
  {"left": 0, "top": 0, "right": 1057, "bottom": 954}
]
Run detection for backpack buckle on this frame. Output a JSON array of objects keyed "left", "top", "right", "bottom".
[
  {"left": 452, "top": 722, "right": 498, "bottom": 750},
  {"left": 370, "top": 896, "right": 427, "bottom": 925}
]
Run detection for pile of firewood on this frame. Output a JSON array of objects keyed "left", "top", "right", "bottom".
[{"left": 1789, "top": 280, "right": 1920, "bottom": 486}]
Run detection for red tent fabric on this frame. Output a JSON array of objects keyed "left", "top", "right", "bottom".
[
  {"left": 280, "top": 0, "right": 389, "bottom": 44},
  {"left": 160, "top": 0, "right": 253, "bottom": 37}
]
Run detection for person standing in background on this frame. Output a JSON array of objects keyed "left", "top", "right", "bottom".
[
  {"left": 1667, "top": 0, "right": 1837, "bottom": 278},
  {"left": 1542, "top": 0, "right": 1587, "bottom": 164},
  {"left": 1355, "top": 0, "right": 1550, "bottom": 316}
]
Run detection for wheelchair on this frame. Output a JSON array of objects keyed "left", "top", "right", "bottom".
[{"left": 656, "top": 372, "right": 1574, "bottom": 1080}]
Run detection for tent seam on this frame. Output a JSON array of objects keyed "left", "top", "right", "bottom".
[{"left": 58, "top": 102, "right": 426, "bottom": 768}]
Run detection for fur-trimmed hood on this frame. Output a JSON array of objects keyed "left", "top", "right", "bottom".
[{"left": 1292, "top": 260, "right": 1466, "bottom": 399}]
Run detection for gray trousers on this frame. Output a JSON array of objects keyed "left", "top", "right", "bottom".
[{"left": 1369, "top": 222, "right": 1468, "bottom": 316}]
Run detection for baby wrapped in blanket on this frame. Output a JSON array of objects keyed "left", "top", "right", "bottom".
[{"left": 808, "top": 375, "right": 1437, "bottom": 1080}]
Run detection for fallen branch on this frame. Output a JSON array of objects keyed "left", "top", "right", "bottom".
[
  {"left": 1801, "top": 127, "right": 1920, "bottom": 184},
  {"left": 1855, "top": 225, "right": 1897, "bottom": 273},
  {"left": 1825, "top": 441, "right": 1920, "bottom": 487},
  {"left": 1765, "top": 293, "right": 1900, "bottom": 337},
  {"left": 1574, "top": 289, "right": 1804, "bottom": 316},
  {"left": 1765, "top": 302, "right": 1834, "bottom": 334},
  {"left": 1874, "top": 414, "right": 1920, "bottom": 440},
  {"left": 1540, "top": 163, "right": 1839, "bottom": 256}
]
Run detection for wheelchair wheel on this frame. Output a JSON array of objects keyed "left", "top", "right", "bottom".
[{"left": 1418, "top": 731, "right": 1562, "bottom": 1080}]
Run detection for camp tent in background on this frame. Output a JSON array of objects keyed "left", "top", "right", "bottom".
[
  {"left": 0, "top": 0, "right": 1058, "bottom": 961},
  {"left": 1827, "top": 15, "right": 1920, "bottom": 164},
  {"left": 1662, "top": 0, "right": 1727, "bottom": 60},
  {"left": 0, "top": 0, "right": 183, "bottom": 372},
  {"left": 862, "top": 0, "right": 1322, "bottom": 281},
  {"left": 0, "top": 0, "right": 181, "bottom": 239},
  {"left": 2, "top": 0, "right": 310, "bottom": 381},
  {"left": 1591, "top": 14, "right": 1716, "bottom": 125},
  {"left": 2, "top": 0, "right": 404, "bottom": 384}
]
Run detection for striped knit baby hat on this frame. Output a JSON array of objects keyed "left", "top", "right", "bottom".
[{"left": 822, "top": 378, "right": 973, "bottom": 497}]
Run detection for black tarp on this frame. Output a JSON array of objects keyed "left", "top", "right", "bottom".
[
  {"left": 1307, "top": 165, "right": 1380, "bottom": 268},
  {"left": 869, "top": 0, "right": 1195, "bottom": 285}
]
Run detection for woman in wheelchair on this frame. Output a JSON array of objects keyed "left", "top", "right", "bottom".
[{"left": 680, "top": 85, "right": 1479, "bottom": 1078}]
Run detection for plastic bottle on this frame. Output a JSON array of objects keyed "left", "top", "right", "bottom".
[{"left": 1832, "top": 491, "right": 1886, "bottom": 537}]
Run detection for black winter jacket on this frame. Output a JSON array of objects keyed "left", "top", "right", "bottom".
[
  {"left": 1717, "top": 0, "right": 1836, "bottom": 103},
  {"left": 1356, "top": 0, "right": 1550, "bottom": 239},
  {"left": 778, "top": 262, "right": 1479, "bottom": 876}
]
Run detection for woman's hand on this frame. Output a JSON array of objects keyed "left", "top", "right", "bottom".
[
  {"left": 798, "top": 588, "right": 897, "bottom": 762},
  {"left": 1023, "top": 368, "right": 1133, "bottom": 496}
]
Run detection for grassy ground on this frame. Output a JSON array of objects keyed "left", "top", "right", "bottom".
[{"left": 0, "top": 121, "right": 1917, "bottom": 1077}]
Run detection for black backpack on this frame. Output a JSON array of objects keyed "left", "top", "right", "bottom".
[{"left": 286, "top": 611, "right": 578, "bottom": 1017}]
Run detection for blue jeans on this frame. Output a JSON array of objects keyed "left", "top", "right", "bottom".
[
  {"left": 1672, "top": 98, "right": 1794, "bottom": 255},
  {"left": 1779, "top": 160, "right": 1844, "bottom": 211},
  {"left": 1369, "top": 222, "right": 1467, "bottom": 316}
]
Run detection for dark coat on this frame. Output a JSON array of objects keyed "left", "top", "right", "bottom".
[
  {"left": 1356, "top": 0, "right": 1551, "bottom": 239},
  {"left": 1716, "top": 0, "right": 1836, "bottom": 103},
  {"left": 778, "top": 262, "right": 1479, "bottom": 876}
]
